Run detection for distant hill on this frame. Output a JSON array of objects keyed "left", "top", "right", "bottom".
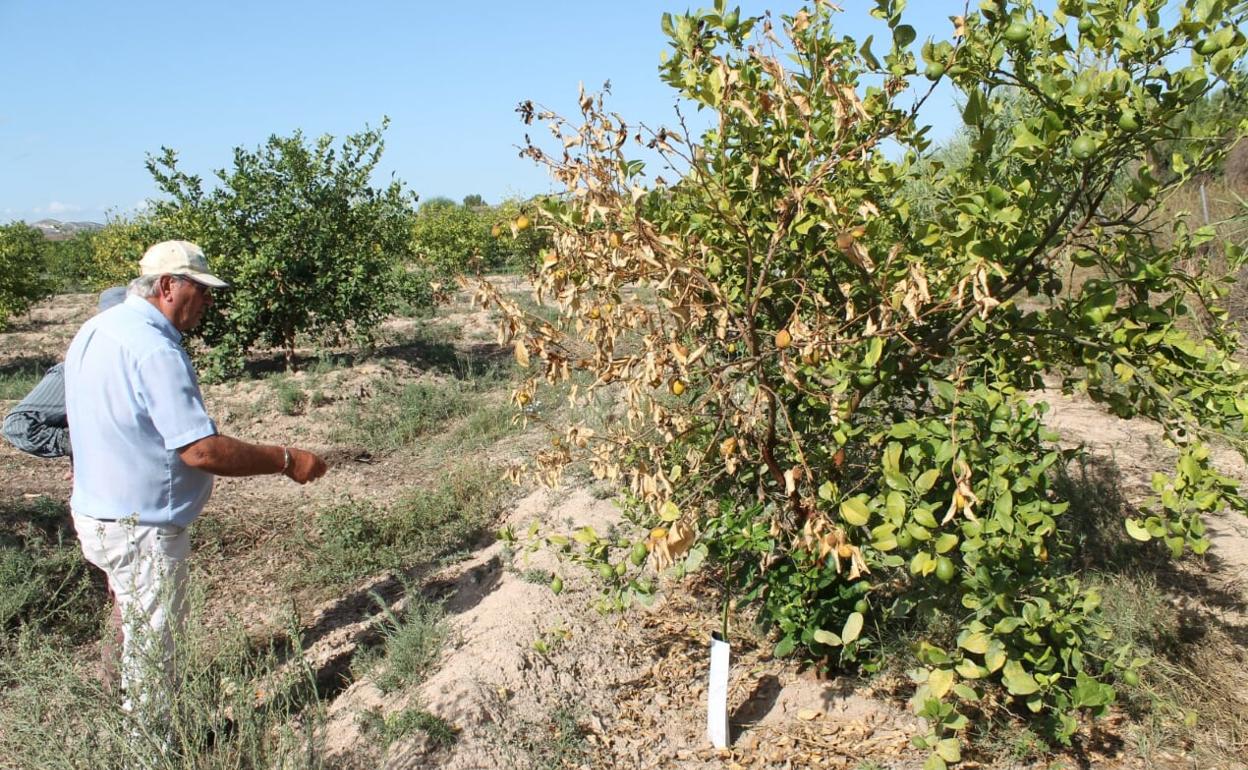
[{"left": 30, "top": 219, "right": 104, "bottom": 240}]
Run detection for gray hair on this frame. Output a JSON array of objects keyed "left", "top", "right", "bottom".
[{"left": 127, "top": 274, "right": 161, "bottom": 298}]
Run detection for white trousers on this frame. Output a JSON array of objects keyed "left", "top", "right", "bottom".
[{"left": 71, "top": 512, "right": 190, "bottom": 714}]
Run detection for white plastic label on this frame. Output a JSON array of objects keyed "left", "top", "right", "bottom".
[{"left": 707, "top": 633, "right": 730, "bottom": 748}]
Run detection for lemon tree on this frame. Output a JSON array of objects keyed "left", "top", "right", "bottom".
[
  {"left": 0, "top": 223, "right": 55, "bottom": 330},
  {"left": 146, "top": 121, "right": 421, "bottom": 374},
  {"left": 481, "top": 0, "right": 1248, "bottom": 761}
]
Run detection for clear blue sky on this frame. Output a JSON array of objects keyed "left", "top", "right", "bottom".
[{"left": 1, "top": 1, "right": 970, "bottom": 225}]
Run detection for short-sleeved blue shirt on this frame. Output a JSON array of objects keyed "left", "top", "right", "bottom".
[{"left": 65, "top": 295, "right": 217, "bottom": 526}]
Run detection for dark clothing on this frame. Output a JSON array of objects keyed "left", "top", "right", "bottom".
[{"left": 2, "top": 363, "right": 70, "bottom": 458}]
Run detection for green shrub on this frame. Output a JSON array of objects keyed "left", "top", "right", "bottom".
[
  {"left": 146, "top": 120, "right": 424, "bottom": 374},
  {"left": 0, "top": 223, "right": 55, "bottom": 330}
]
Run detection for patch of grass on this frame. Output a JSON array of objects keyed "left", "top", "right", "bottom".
[
  {"left": 1090, "top": 570, "right": 1248, "bottom": 767},
  {"left": 0, "top": 598, "right": 325, "bottom": 769},
  {"left": 447, "top": 400, "right": 522, "bottom": 448},
  {"left": 333, "top": 379, "right": 471, "bottom": 453},
  {"left": 303, "top": 465, "right": 507, "bottom": 588},
  {"left": 519, "top": 568, "right": 551, "bottom": 585},
  {"left": 1045, "top": 454, "right": 1248, "bottom": 767},
  {"left": 306, "top": 354, "right": 353, "bottom": 377},
  {"left": 372, "top": 594, "right": 449, "bottom": 694},
  {"left": 0, "top": 359, "right": 54, "bottom": 400},
  {"left": 0, "top": 496, "right": 102, "bottom": 643},
  {"left": 361, "top": 706, "right": 457, "bottom": 749},
  {"left": 269, "top": 375, "right": 308, "bottom": 416},
  {"left": 969, "top": 718, "right": 1051, "bottom": 766},
  {"left": 493, "top": 705, "right": 590, "bottom": 770},
  {"left": 506, "top": 292, "right": 562, "bottom": 326}
]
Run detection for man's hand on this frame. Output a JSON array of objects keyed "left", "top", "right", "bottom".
[{"left": 283, "top": 447, "right": 327, "bottom": 484}]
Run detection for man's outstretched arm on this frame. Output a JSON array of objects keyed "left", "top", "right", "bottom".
[{"left": 177, "top": 434, "right": 327, "bottom": 483}]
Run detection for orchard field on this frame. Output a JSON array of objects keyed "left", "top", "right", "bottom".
[
  {"left": 3, "top": 0, "right": 1248, "bottom": 768},
  {"left": 1, "top": 274, "right": 1246, "bottom": 769}
]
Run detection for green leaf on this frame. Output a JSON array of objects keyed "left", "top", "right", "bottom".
[
  {"left": 840, "top": 497, "right": 872, "bottom": 526},
  {"left": 813, "top": 628, "right": 843, "bottom": 646},
  {"left": 914, "top": 507, "right": 938, "bottom": 528},
  {"left": 883, "top": 442, "right": 902, "bottom": 474},
  {"left": 956, "top": 659, "right": 987, "bottom": 679},
  {"left": 915, "top": 469, "right": 940, "bottom": 493},
  {"left": 958, "top": 630, "right": 991, "bottom": 655},
  {"left": 1010, "top": 123, "right": 1047, "bottom": 151},
  {"left": 962, "top": 88, "right": 986, "bottom": 125},
  {"left": 842, "top": 612, "right": 865, "bottom": 644},
  {"left": 953, "top": 683, "right": 980, "bottom": 701},
  {"left": 819, "top": 481, "right": 836, "bottom": 501},
  {"left": 658, "top": 500, "right": 681, "bottom": 522},
  {"left": 993, "top": 490, "right": 1013, "bottom": 518},
  {"left": 927, "top": 667, "right": 955, "bottom": 698},
  {"left": 864, "top": 336, "right": 884, "bottom": 367},
  {"left": 924, "top": 753, "right": 947, "bottom": 770},
  {"left": 1125, "top": 518, "right": 1152, "bottom": 541},
  {"left": 984, "top": 642, "right": 1007, "bottom": 673},
  {"left": 774, "top": 635, "right": 796, "bottom": 657},
  {"left": 936, "top": 738, "right": 962, "bottom": 763},
  {"left": 1003, "top": 660, "right": 1040, "bottom": 695},
  {"left": 930, "top": 379, "right": 956, "bottom": 405},
  {"left": 886, "top": 491, "right": 906, "bottom": 518},
  {"left": 859, "top": 35, "right": 882, "bottom": 69}
]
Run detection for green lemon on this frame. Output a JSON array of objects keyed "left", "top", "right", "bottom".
[
  {"left": 596, "top": 563, "right": 615, "bottom": 580},
  {"left": 1072, "top": 135, "right": 1097, "bottom": 159},
  {"left": 853, "top": 599, "right": 870, "bottom": 614},
  {"left": 1004, "top": 21, "right": 1030, "bottom": 43},
  {"left": 630, "top": 542, "right": 649, "bottom": 566},
  {"left": 550, "top": 576, "right": 564, "bottom": 595},
  {"left": 935, "top": 556, "right": 957, "bottom": 583},
  {"left": 925, "top": 62, "right": 946, "bottom": 80},
  {"left": 1117, "top": 110, "right": 1139, "bottom": 131},
  {"left": 895, "top": 528, "right": 915, "bottom": 549},
  {"left": 1122, "top": 669, "right": 1139, "bottom": 686},
  {"left": 1077, "top": 16, "right": 1094, "bottom": 33}
]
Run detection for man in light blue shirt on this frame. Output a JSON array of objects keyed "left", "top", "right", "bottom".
[{"left": 65, "top": 240, "right": 327, "bottom": 715}]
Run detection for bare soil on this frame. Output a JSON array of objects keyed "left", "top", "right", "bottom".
[{"left": 2, "top": 289, "right": 1246, "bottom": 769}]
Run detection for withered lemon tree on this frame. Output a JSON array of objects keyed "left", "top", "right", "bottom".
[{"left": 479, "top": 0, "right": 1248, "bottom": 759}]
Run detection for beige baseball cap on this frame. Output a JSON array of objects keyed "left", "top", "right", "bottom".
[{"left": 139, "top": 240, "right": 229, "bottom": 288}]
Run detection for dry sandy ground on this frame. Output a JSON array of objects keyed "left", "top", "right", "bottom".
[{"left": 2, "top": 291, "right": 1246, "bottom": 769}]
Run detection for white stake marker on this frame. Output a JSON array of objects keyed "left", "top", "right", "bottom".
[{"left": 708, "top": 632, "right": 730, "bottom": 748}]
